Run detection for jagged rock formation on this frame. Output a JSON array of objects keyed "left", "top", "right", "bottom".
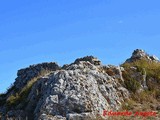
[
  {"left": 0, "top": 50, "right": 160, "bottom": 120},
  {"left": 126, "top": 49, "right": 159, "bottom": 63},
  {"left": 14, "top": 62, "right": 60, "bottom": 91},
  {"left": 74, "top": 56, "right": 101, "bottom": 65}
]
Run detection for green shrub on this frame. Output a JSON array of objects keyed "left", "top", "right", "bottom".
[
  {"left": 122, "top": 71, "right": 140, "bottom": 93},
  {"left": 124, "top": 78, "right": 140, "bottom": 93}
]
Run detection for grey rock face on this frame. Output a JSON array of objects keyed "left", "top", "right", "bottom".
[
  {"left": 1, "top": 59, "right": 130, "bottom": 120},
  {"left": 1, "top": 56, "right": 131, "bottom": 120},
  {"left": 1, "top": 50, "right": 160, "bottom": 120},
  {"left": 23, "top": 61, "right": 129, "bottom": 120},
  {"left": 14, "top": 62, "right": 60, "bottom": 91},
  {"left": 150, "top": 55, "right": 159, "bottom": 61},
  {"left": 132, "top": 49, "right": 147, "bottom": 59}
]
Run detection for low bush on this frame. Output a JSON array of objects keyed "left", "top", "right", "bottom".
[
  {"left": 122, "top": 71, "right": 140, "bottom": 93},
  {"left": 105, "top": 69, "right": 115, "bottom": 76}
]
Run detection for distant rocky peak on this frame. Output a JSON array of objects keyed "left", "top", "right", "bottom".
[
  {"left": 74, "top": 56, "right": 101, "bottom": 65},
  {"left": 132, "top": 49, "right": 147, "bottom": 58},
  {"left": 126, "top": 49, "right": 159, "bottom": 62}
]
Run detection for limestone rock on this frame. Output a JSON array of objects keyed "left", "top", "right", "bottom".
[
  {"left": 0, "top": 57, "right": 130, "bottom": 119},
  {"left": 126, "top": 49, "right": 159, "bottom": 63},
  {"left": 1, "top": 50, "right": 159, "bottom": 120},
  {"left": 74, "top": 56, "right": 101, "bottom": 65},
  {"left": 29, "top": 61, "right": 129, "bottom": 119},
  {"left": 14, "top": 62, "right": 60, "bottom": 91}
]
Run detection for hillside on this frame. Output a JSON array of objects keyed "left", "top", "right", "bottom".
[{"left": 0, "top": 49, "right": 160, "bottom": 120}]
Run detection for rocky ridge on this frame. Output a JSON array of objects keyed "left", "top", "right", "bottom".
[{"left": 0, "top": 50, "right": 160, "bottom": 120}]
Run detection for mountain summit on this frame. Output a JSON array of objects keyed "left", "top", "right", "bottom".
[
  {"left": 0, "top": 49, "right": 160, "bottom": 120},
  {"left": 126, "top": 49, "right": 159, "bottom": 63}
]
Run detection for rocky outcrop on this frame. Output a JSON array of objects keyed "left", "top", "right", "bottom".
[
  {"left": 14, "top": 62, "right": 60, "bottom": 91},
  {"left": 0, "top": 57, "right": 130, "bottom": 120},
  {"left": 0, "top": 49, "right": 159, "bottom": 120},
  {"left": 126, "top": 49, "right": 159, "bottom": 63},
  {"left": 32, "top": 61, "right": 129, "bottom": 120},
  {"left": 74, "top": 56, "right": 101, "bottom": 65}
]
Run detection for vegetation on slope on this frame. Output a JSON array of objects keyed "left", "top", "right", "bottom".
[
  {"left": 119, "top": 59, "right": 160, "bottom": 119},
  {"left": 122, "top": 59, "right": 160, "bottom": 93}
]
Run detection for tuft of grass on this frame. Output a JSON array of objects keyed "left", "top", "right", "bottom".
[
  {"left": 6, "top": 93, "right": 20, "bottom": 107},
  {"left": 131, "top": 90, "right": 155, "bottom": 103},
  {"left": 6, "top": 77, "right": 40, "bottom": 109},
  {"left": 121, "top": 99, "right": 136, "bottom": 110}
]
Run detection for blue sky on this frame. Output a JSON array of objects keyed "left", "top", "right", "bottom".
[{"left": 1, "top": 0, "right": 160, "bottom": 93}]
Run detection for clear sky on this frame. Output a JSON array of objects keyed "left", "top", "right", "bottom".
[{"left": 1, "top": 0, "right": 160, "bottom": 93}]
